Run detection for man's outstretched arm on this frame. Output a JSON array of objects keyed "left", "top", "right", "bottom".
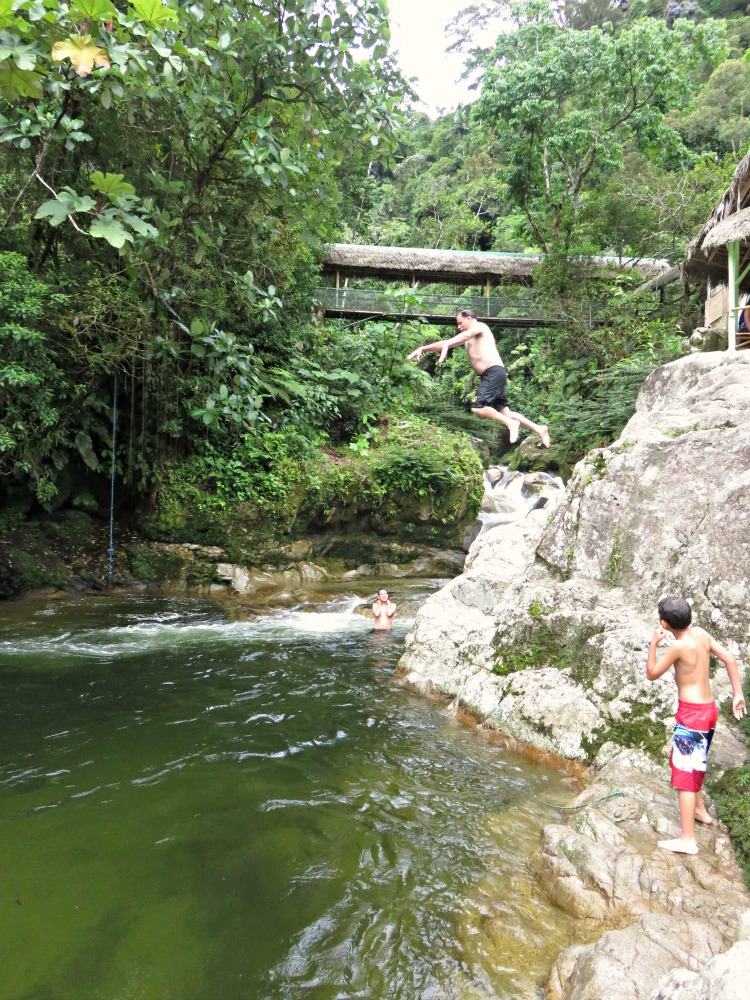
[
  {"left": 406, "top": 339, "right": 448, "bottom": 362},
  {"left": 407, "top": 329, "right": 477, "bottom": 363}
]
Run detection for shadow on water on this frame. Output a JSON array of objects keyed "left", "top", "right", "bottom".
[{"left": 0, "top": 586, "right": 585, "bottom": 1000}]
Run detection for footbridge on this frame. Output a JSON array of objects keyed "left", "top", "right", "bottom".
[
  {"left": 314, "top": 287, "right": 558, "bottom": 328},
  {"left": 315, "top": 244, "right": 670, "bottom": 328}
]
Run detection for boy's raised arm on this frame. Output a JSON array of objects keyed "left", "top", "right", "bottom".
[
  {"left": 709, "top": 635, "right": 747, "bottom": 719},
  {"left": 646, "top": 627, "right": 681, "bottom": 681}
]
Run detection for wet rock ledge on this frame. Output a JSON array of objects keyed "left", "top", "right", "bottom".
[{"left": 541, "top": 745, "right": 750, "bottom": 999}]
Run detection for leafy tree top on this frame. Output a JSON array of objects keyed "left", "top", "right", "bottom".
[{"left": 473, "top": 0, "right": 726, "bottom": 249}]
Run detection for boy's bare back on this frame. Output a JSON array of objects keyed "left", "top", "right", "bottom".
[
  {"left": 662, "top": 626, "right": 714, "bottom": 704},
  {"left": 648, "top": 609, "right": 745, "bottom": 720}
]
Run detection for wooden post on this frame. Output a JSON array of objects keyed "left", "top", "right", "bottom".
[
  {"left": 335, "top": 269, "right": 340, "bottom": 290},
  {"left": 485, "top": 276, "right": 490, "bottom": 317},
  {"left": 728, "top": 240, "right": 739, "bottom": 352}
]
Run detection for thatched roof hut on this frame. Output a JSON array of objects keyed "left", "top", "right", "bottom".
[
  {"left": 685, "top": 149, "right": 750, "bottom": 289},
  {"left": 322, "top": 244, "right": 669, "bottom": 286}
]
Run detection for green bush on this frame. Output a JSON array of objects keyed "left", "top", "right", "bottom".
[
  {"left": 712, "top": 694, "right": 750, "bottom": 888},
  {"left": 713, "top": 764, "right": 750, "bottom": 887},
  {"left": 145, "top": 415, "right": 483, "bottom": 556}
]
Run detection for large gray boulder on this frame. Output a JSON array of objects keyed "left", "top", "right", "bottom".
[
  {"left": 650, "top": 939, "right": 750, "bottom": 1000},
  {"left": 398, "top": 353, "right": 750, "bottom": 1000},
  {"left": 547, "top": 914, "right": 727, "bottom": 1000},
  {"left": 539, "top": 352, "right": 750, "bottom": 644},
  {"left": 533, "top": 747, "right": 749, "bottom": 933},
  {"left": 398, "top": 353, "right": 750, "bottom": 760}
]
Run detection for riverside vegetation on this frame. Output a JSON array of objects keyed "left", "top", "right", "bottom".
[{"left": 3, "top": 0, "right": 750, "bottom": 573}]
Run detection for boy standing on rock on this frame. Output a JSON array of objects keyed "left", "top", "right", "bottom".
[{"left": 647, "top": 596, "right": 746, "bottom": 855}]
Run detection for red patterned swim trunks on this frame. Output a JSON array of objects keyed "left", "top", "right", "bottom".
[{"left": 669, "top": 700, "right": 718, "bottom": 792}]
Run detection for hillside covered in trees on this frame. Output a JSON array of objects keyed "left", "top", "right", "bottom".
[{"left": 0, "top": 0, "right": 746, "bottom": 579}]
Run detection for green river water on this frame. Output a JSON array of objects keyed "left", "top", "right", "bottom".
[{"left": 0, "top": 582, "right": 583, "bottom": 1000}]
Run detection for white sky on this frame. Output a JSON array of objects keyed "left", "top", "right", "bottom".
[{"left": 386, "top": 0, "right": 499, "bottom": 115}]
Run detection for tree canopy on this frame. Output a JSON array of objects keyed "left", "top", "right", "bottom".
[{"left": 0, "top": 0, "right": 745, "bottom": 526}]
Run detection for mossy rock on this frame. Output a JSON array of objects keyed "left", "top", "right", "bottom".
[
  {"left": 0, "top": 546, "right": 69, "bottom": 595},
  {"left": 492, "top": 612, "right": 603, "bottom": 680},
  {"left": 582, "top": 704, "right": 668, "bottom": 761},
  {"left": 184, "top": 560, "right": 222, "bottom": 588},
  {"left": 39, "top": 510, "right": 96, "bottom": 549},
  {"left": 144, "top": 417, "right": 483, "bottom": 562},
  {"left": 124, "top": 544, "right": 190, "bottom": 584}
]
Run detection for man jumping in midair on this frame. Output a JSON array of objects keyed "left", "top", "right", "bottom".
[{"left": 406, "top": 309, "right": 550, "bottom": 447}]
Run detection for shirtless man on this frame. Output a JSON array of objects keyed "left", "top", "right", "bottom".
[
  {"left": 406, "top": 309, "right": 550, "bottom": 448},
  {"left": 372, "top": 588, "right": 395, "bottom": 631},
  {"left": 647, "top": 595, "right": 746, "bottom": 855}
]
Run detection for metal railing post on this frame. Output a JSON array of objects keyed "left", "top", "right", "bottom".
[{"left": 728, "top": 239, "right": 739, "bottom": 352}]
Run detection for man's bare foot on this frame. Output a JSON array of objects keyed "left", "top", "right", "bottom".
[
  {"left": 658, "top": 837, "right": 698, "bottom": 855},
  {"left": 695, "top": 809, "right": 714, "bottom": 826},
  {"left": 508, "top": 419, "right": 520, "bottom": 444},
  {"left": 539, "top": 425, "right": 550, "bottom": 448}
]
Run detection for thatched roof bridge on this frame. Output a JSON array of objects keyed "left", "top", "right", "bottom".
[
  {"left": 317, "top": 244, "right": 671, "bottom": 327},
  {"left": 322, "top": 244, "right": 669, "bottom": 286}
]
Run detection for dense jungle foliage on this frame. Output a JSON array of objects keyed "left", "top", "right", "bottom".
[{"left": 0, "top": 0, "right": 746, "bottom": 546}]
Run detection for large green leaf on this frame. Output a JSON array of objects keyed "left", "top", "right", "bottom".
[
  {"left": 89, "top": 217, "right": 133, "bottom": 247},
  {"left": 126, "top": 214, "right": 158, "bottom": 238},
  {"left": 0, "top": 0, "right": 14, "bottom": 26},
  {"left": 0, "top": 59, "right": 43, "bottom": 100},
  {"left": 130, "top": 0, "right": 178, "bottom": 26},
  {"left": 34, "top": 190, "right": 97, "bottom": 225},
  {"left": 90, "top": 171, "right": 136, "bottom": 197},
  {"left": 70, "top": 0, "right": 118, "bottom": 20},
  {"left": 34, "top": 198, "right": 75, "bottom": 227}
]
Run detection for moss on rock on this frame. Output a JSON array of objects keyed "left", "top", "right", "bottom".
[
  {"left": 0, "top": 545, "right": 70, "bottom": 594},
  {"left": 142, "top": 417, "right": 483, "bottom": 565},
  {"left": 492, "top": 610, "right": 603, "bottom": 682},
  {"left": 125, "top": 544, "right": 191, "bottom": 585},
  {"left": 581, "top": 703, "right": 667, "bottom": 761}
]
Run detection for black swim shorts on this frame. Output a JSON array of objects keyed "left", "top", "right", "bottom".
[{"left": 468, "top": 365, "right": 509, "bottom": 412}]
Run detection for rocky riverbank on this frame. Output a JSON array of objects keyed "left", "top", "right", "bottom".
[
  {"left": 0, "top": 515, "right": 470, "bottom": 601},
  {"left": 0, "top": 415, "right": 487, "bottom": 600},
  {"left": 398, "top": 351, "right": 750, "bottom": 999},
  {"left": 540, "top": 745, "right": 750, "bottom": 999}
]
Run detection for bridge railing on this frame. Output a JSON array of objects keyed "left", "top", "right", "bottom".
[{"left": 314, "top": 287, "right": 549, "bottom": 319}]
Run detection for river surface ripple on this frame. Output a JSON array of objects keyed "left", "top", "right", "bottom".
[{"left": 0, "top": 586, "right": 582, "bottom": 1000}]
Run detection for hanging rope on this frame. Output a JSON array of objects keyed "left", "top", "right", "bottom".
[{"left": 107, "top": 375, "right": 118, "bottom": 582}]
